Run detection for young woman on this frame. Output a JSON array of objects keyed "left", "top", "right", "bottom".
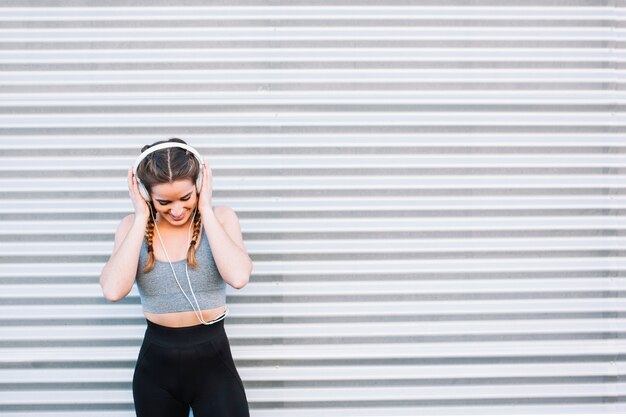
[{"left": 99, "top": 138, "right": 252, "bottom": 417}]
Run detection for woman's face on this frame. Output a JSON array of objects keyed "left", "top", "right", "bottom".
[{"left": 149, "top": 178, "right": 198, "bottom": 226}]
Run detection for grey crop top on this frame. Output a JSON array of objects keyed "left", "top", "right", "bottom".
[{"left": 135, "top": 225, "right": 226, "bottom": 314}]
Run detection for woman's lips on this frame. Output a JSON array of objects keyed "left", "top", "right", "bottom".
[{"left": 170, "top": 213, "right": 185, "bottom": 221}]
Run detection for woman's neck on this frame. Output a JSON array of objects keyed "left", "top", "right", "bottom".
[{"left": 154, "top": 213, "right": 194, "bottom": 232}]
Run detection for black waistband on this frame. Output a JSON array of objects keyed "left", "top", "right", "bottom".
[{"left": 144, "top": 315, "right": 226, "bottom": 348}]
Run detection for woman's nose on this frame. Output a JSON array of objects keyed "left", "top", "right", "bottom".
[{"left": 171, "top": 204, "right": 185, "bottom": 215}]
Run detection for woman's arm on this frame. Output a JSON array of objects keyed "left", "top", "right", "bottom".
[
  {"left": 99, "top": 214, "right": 147, "bottom": 301},
  {"left": 200, "top": 205, "right": 253, "bottom": 289}
]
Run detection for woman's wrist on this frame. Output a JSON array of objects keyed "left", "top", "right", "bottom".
[
  {"left": 198, "top": 203, "right": 213, "bottom": 216},
  {"left": 133, "top": 213, "right": 150, "bottom": 226}
]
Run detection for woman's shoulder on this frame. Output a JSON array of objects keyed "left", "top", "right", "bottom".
[
  {"left": 111, "top": 213, "right": 143, "bottom": 256},
  {"left": 121, "top": 213, "right": 138, "bottom": 228},
  {"left": 117, "top": 213, "right": 146, "bottom": 240}
]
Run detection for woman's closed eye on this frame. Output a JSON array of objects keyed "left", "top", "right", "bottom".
[{"left": 157, "top": 196, "right": 191, "bottom": 205}]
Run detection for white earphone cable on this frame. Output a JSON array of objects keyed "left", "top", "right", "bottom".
[{"left": 150, "top": 206, "right": 228, "bottom": 326}]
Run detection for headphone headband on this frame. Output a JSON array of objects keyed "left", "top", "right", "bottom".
[
  {"left": 132, "top": 142, "right": 204, "bottom": 202},
  {"left": 133, "top": 142, "right": 203, "bottom": 174}
]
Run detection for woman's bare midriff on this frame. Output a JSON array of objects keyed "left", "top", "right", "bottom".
[
  {"left": 144, "top": 305, "right": 227, "bottom": 328},
  {"left": 142, "top": 212, "right": 229, "bottom": 328}
]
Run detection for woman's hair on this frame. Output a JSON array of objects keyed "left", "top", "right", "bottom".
[{"left": 136, "top": 137, "right": 203, "bottom": 272}]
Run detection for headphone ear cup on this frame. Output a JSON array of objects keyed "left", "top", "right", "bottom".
[
  {"left": 196, "top": 165, "right": 203, "bottom": 193},
  {"left": 138, "top": 181, "right": 151, "bottom": 202}
]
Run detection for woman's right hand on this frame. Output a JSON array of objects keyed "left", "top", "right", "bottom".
[{"left": 128, "top": 167, "right": 151, "bottom": 222}]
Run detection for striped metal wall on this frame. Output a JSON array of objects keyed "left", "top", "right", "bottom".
[{"left": 0, "top": 1, "right": 625, "bottom": 416}]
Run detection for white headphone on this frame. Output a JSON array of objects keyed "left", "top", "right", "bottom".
[
  {"left": 133, "top": 142, "right": 204, "bottom": 202},
  {"left": 133, "top": 141, "right": 228, "bottom": 326}
]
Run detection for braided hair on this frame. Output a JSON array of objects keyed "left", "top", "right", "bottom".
[{"left": 136, "top": 138, "right": 203, "bottom": 272}]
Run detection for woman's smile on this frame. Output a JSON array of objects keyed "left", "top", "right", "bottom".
[{"left": 169, "top": 212, "right": 186, "bottom": 221}]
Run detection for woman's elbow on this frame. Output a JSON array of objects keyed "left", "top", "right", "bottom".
[
  {"left": 101, "top": 284, "right": 121, "bottom": 302},
  {"left": 233, "top": 276, "right": 250, "bottom": 289},
  {"left": 233, "top": 261, "right": 252, "bottom": 289},
  {"left": 99, "top": 278, "right": 126, "bottom": 302}
]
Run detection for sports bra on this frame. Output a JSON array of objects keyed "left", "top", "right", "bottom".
[{"left": 135, "top": 225, "right": 226, "bottom": 314}]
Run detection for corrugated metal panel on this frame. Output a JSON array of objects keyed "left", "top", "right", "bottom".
[{"left": 0, "top": 1, "right": 625, "bottom": 416}]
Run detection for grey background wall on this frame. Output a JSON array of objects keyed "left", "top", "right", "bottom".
[{"left": 0, "top": 1, "right": 625, "bottom": 416}]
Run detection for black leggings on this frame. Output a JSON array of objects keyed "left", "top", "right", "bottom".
[{"left": 132, "top": 316, "right": 250, "bottom": 417}]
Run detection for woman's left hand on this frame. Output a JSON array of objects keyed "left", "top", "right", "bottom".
[{"left": 197, "top": 157, "right": 213, "bottom": 213}]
